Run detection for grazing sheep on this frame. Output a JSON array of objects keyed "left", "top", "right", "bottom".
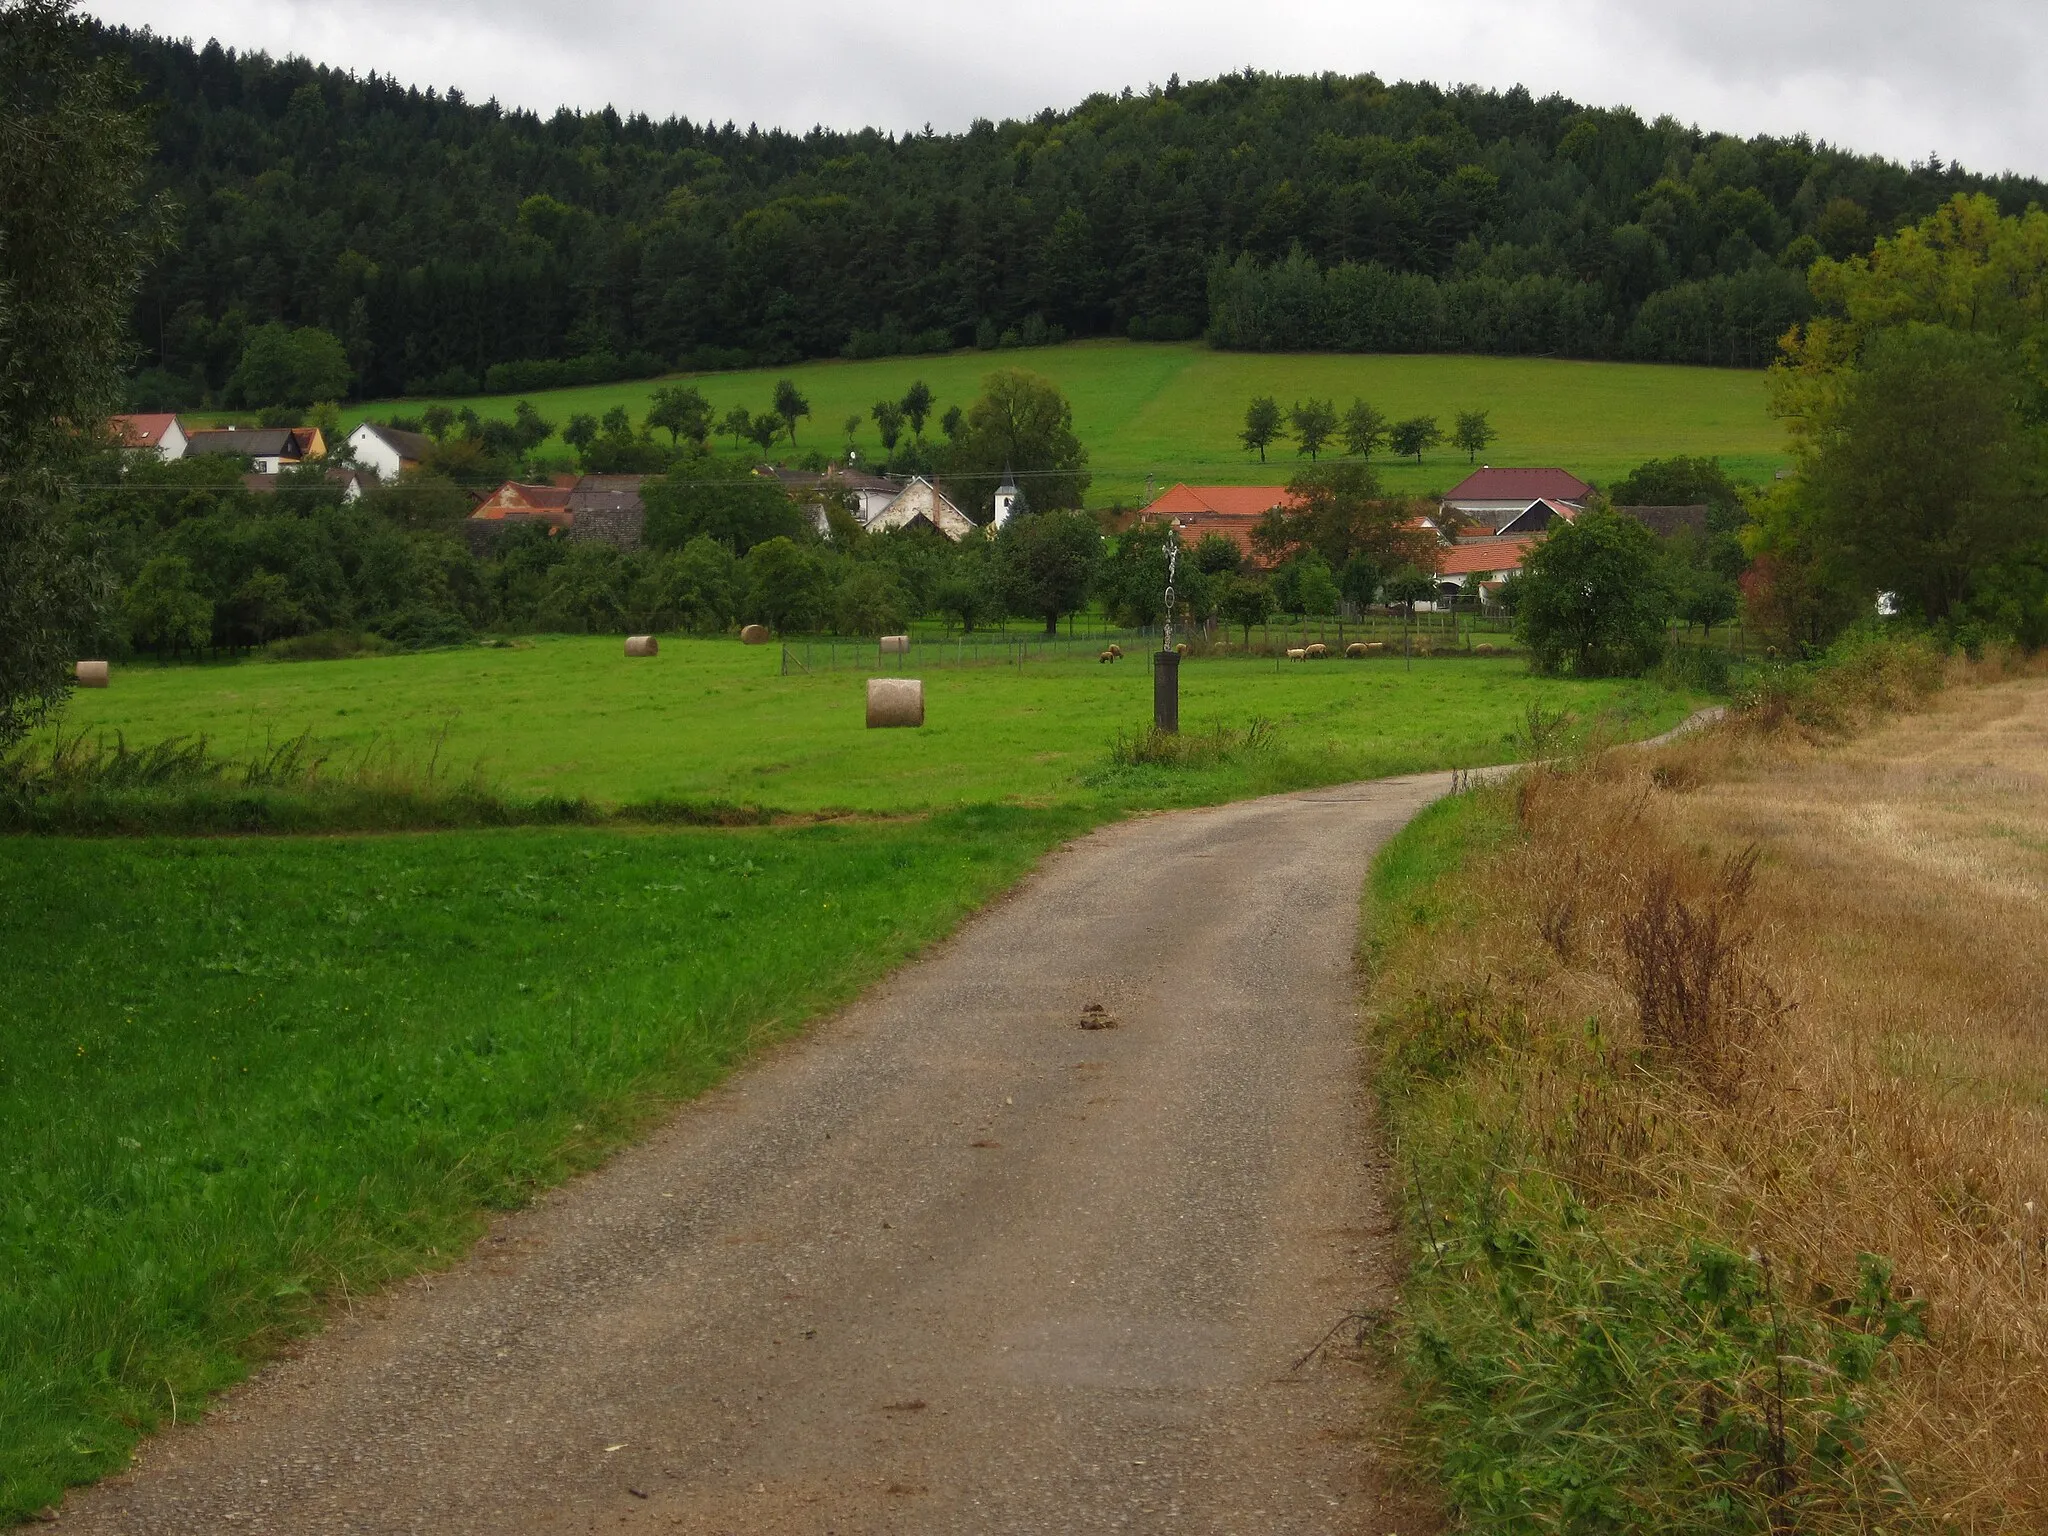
[
  {"left": 1286, "top": 647, "right": 1307, "bottom": 661},
  {"left": 1304, "top": 643, "right": 1329, "bottom": 659},
  {"left": 1365, "top": 642, "right": 1387, "bottom": 655},
  {"left": 1345, "top": 642, "right": 1367, "bottom": 658},
  {"left": 1108, "top": 644, "right": 1123, "bottom": 658},
  {"left": 1099, "top": 649, "right": 1118, "bottom": 663},
  {"left": 1474, "top": 642, "right": 1497, "bottom": 656}
]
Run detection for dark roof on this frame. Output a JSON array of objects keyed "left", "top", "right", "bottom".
[
  {"left": 242, "top": 467, "right": 364, "bottom": 495},
  {"left": 761, "top": 464, "right": 900, "bottom": 496},
  {"left": 1443, "top": 467, "right": 1593, "bottom": 504},
  {"left": 355, "top": 422, "right": 434, "bottom": 460},
  {"left": 568, "top": 474, "right": 647, "bottom": 513},
  {"left": 186, "top": 427, "right": 308, "bottom": 458},
  {"left": 1618, "top": 504, "right": 1711, "bottom": 538},
  {"left": 1497, "top": 498, "right": 1579, "bottom": 535}
]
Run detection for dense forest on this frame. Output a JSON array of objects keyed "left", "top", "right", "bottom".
[{"left": 100, "top": 23, "right": 2048, "bottom": 406}]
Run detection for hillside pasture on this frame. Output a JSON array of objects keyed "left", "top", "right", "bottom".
[{"left": 313, "top": 341, "right": 1785, "bottom": 506}]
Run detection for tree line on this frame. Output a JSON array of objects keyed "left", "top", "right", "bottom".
[
  {"left": 94, "top": 22, "right": 2045, "bottom": 409},
  {"left": 1240, "top": 397, "right": 1496, "bottom": 464}
]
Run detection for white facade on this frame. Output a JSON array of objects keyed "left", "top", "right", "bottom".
[
  {"left": 992, "top": 474, "right": 1021, "bottom": 528},
  {"left": 154, "top": 419, "right": 189, "bottom": 461},
  {"left": 347, "top": 423, "right": 410, "bottom": 482}
]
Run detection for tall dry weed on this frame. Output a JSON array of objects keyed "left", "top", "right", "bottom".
[{"left": 1378, "top": 663, "right": 2048, "bottom": 1531}]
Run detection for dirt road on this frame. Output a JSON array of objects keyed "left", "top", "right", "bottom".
[{"left": 57, "top": 772, "right": 1453, "bottom": 1535}]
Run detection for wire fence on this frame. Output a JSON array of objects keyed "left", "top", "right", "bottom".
[{"left": 777, "top": 612, "right": 1756, "bottom": 674}]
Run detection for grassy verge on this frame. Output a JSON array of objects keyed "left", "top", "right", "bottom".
[
  {"left": 1358, "top": 635, "right": 2048, "bottom": 1533},
  {"left": 0, "top": 808, "right": 1084, "bottom": 1520}
]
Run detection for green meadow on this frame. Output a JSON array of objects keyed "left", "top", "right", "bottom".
[
  {"left": 314, "top": 340, "right": 1786, "bottom": 505},
  {"left": 44, "top": 637, "right": 1689, "bottom": 813},
  {"left": 4, "top": 644, "right": 1696, "bottom": 1518}
]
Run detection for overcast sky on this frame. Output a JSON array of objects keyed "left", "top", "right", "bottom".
[{"left": 82, "top": 0, "right": 2048, "bottom": 180}]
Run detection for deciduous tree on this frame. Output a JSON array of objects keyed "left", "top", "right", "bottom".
[
  {"left": 1452, "top": 408, "right": 1497, "bottom": 463},
  {"left": 1389, "top": 415, "right": 1443, "bottom": 463},
  {"left": 1517, "top": 509, "right": 1673, "bottom": 675},
  {"left": 1240, "top": 396, "right": 1283, "bottom": 462},
  {"left": 900, "top": 380, "right": 935, "bottom": 440},
  {"left": 946, "top": 369, "right": 1090, "bottom": 516},
  {"left": 773, "top": 378, "right": 811, "bottom": 443},
  {"left": 1341, "top": 398, "right": 1387, "bottom": 460},
  {"left": 1290, "top": 398, "right": 1336, "bottom": 460}
]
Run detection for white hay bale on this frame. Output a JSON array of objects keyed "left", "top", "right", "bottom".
[
  {"left": 74, "top": 660, "right": 109, "bottom": 688},
  {"left": 623, "top": 635, "right": 658, "bottom": 657},
  {"left": 866, "top": 677, "right": 925, "bottom": 728},
  {"left": 740, "top": 624, "right": 771, "bottom": 645},
  {"left": 879, "top": 634, "right": 910, "bottom": 655},
  {"left": 1286, "top": 647, "right": 1307, "bottom": 661}
]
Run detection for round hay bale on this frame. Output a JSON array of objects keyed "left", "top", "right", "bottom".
[
  {"left": 1175, "top": 642, "right": 1188, "bottom": 655},
  {"left": 740, "top": 624, "right": 771, "bottom": 645},
  {"left": 74, "top": 660, "right": 109, "bottom": 688},
  {"left": 1286, "top": 647, "right": 1307, "bottom": 661},
  {"left": 623, "top": 635, "right": 658, "bottom": 657},
  {"left": 866, "top": 677, "right": 925, "bottom": 729},
  {"left": 1345, "top": 642, "right": 1367, "bottom": 658},
  {"left": 879, "top": 634, "right": 910, "bottom": 655}
]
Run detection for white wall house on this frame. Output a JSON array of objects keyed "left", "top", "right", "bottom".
[
  {"left": 347, "top": 422, "right": 433, "bottom": 482},
  {"left": 112, "top": 414, "right": 189, "bottom": 461}
]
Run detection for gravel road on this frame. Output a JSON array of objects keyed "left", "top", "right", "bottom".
[{"left": 56, "top": 771, "right": 1455, "bottom": 1535}]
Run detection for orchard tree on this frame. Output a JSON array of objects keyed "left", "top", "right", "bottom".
[
  {"left": 871, "top": 399, "right": 906, "bottom": 452},
  {"left": 646, "top": 384, "right": 713, "bottom": 447},
  {"left": 1219, "top": 575, "right": 1275, "bottom": 646},
  {"left": 1341, "top": 398, "right": 1387, "bottom": 459},
  {"left": 1517, "top": 509, "right": 1674, "bottom": 675},
  {"left": 1452, "top": 408, "right": 1497, "bottom": 463},
  {"left": 1389, "top": 416, "right": 1443, "bottom": 463},
  {"left": 995, "top": 507, "right": 1101, "bottom": 634},
  {"left": 718, "top": 405, "right": 753, "bottom": 449},
  {"left": 772, "top": 379, "right": 811, "bottom": 443},
  {"left": 1290, "top": 398, "right": 1336, "bottom": 460},
  {"left": 1240, "top": 395, "right": 1283, "bottom": 462},
  {"left": 0, "top": 0, "right": 155, "bottom": 741},
  {"left": 900, "top": 380, "right": 935, "bottom": 439},
  {"left": 946, "top": 368, "right": 1090, "bottom": 516},
  {"left": 746, "top": 413, "right": 784, "bottom": 456}
]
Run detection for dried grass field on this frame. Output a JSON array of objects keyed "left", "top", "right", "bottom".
[{"left": 1369, "top": 653, "right": 2048, "bottom": 1531}]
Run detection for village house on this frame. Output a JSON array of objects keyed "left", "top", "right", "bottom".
[
  {"left": 1440, "top": 467, "right": 1592, "bottom": 530},
  {"left": 866, "top": 477, "right": 976, "bottom": 540},
  {"left": 242, "top": 466, "right": 367, "bottom": 503},
  {"left": 1136, "top": 483, "right": 1299, "bottom": 560},
  {"left": 111, "top": 413, "right": 189, "bottom": 461},
  {"left": 761, "top": 464, "right": 903, "bottom": 526},
  {"left": 465, "top": 476, "right": 645, "bottom": 553},
  {"left": 183, "top": 425, "right": 323, "bottom": 474},
  {"left": 347, "top": 421, "right": 433, "bottom": 482}
]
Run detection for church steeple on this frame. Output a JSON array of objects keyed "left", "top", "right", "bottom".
[{"left": 993, "top": 468, "right": 1023, "bottom": 528}]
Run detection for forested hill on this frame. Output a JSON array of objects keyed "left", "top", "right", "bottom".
[{"left": 104, "top": 24, "right": 2047, "bottom": 405}]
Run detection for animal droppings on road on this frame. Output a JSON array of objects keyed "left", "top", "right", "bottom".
[{"left": 1078, "top": 1002, "right": 1119, "bottom": 1029}]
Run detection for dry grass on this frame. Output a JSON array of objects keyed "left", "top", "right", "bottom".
[{"left": 1376, "top": 655, "right": 2048, "bottom": 1530}]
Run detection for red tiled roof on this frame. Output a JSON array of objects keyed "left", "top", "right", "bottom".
[
  {"left": 112, "top": 413, "right": 180, "bottom": 447},
  {"left": 1142, "top": 483, "right": 1301, "bottom": 519},
  {"left": 1443, "top": 467, "right": 1592, "bottom": 503},
  {"left": 1439, "top": 535, "right": 1538, "bottom": 577},
  {"left": 471, "top": 482, "right": 575, "bottom": 522}
]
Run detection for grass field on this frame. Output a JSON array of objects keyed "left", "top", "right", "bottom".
[
  {"left": 0, "top": 808, "right": 1086, "bottom": 1520},
  {"left": 4, "top": 644, "right": 1697, "bottom": 1519},
  {"left": 298, "top": 340, "right": 1785, "bottom": 506},
  {"left": 43, "top": 637, "right": 1693, "bottom": 813}
]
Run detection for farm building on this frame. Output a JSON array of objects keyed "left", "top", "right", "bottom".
[
  {"left": 111, "top": 413, "right": 188, "bottom": 461},
  {"left": 465, "top": 476, "right": 645, "bottom": 553},
  {"left": 1136, "top": 483, "right": 1298, "bottom": 560},
  {"left": 242, "top": 467, "right": 367, "bottom": 503},
  {"left": 867, "top": 477, "right": 976, "bottom": 540},
  {"left": 761, "top": 464, "right": 902, "bottom": 525},
  {"left": 184, "top": 425, "right": 323, "bottom": 474},
  {"left": 1437, "top": 534, "right": 1540, "bottom": 602},
  {"left": 347, "top": 422, "right": 432, "bottom": 482},
  {"left": 1440, "top": 467, "right": 1592, "bottom": 529}
]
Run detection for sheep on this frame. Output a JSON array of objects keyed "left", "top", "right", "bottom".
[
  {"left": 1304, "top": 643, "right": 1329, "bottom": 660},
  {"left": 1345, "top": 642, "right": 1368, "bottom": 659},
  {"left": 1286, "top": 647, "right": 1307, "bottom": 661},
  {"left": 1099, "top": 649, "right": 1118, "bottom": 663}
]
